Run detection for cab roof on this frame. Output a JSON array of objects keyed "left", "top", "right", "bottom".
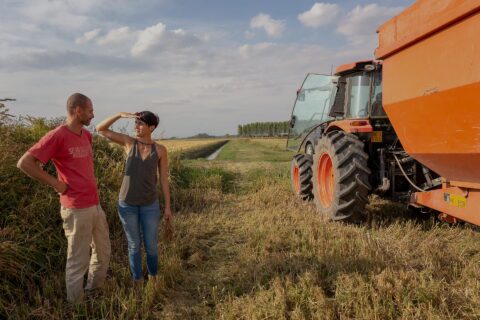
[{"left": 334, "top": 60, "right": 381, "bottom": 76}]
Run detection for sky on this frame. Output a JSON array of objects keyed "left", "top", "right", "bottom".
[{"left": 0, "top": 0, "right": 415, "bottom": 138}]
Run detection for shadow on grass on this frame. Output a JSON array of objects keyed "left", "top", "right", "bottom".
[{"left": 362, "top": 195, "right": 463, "bottom": 231}]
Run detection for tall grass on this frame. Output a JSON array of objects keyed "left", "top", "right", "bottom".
[{"left": 0, "top": 117, "right": 233, "bottom": 318}]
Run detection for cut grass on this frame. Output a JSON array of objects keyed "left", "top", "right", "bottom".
[
  {"left": 159, "top": 159, "right": 480, "bottom": 319},
  {"left": 155, "top": 139, "right": 480, "bottom": 319}
]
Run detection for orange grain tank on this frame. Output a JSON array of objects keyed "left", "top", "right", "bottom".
[{"left": 375, "top": 0, "right": 480, "bottom": 225}]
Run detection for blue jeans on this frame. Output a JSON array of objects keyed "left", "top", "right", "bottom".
[{"left": 118, "top": 200, "right": 161, "bottom": 280}]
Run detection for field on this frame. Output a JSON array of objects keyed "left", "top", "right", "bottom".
[
  {"left": 159, "top": 138, "right": 225, "bottom": 154},
  {"left": 2, "top": 123, "right": 480, "bottom": 319}
]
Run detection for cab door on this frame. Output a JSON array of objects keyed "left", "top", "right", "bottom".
[{"left": 287, "top": 74, "right": 338, "bottom": 151}]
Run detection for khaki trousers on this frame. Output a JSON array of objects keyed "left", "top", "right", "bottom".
[{"left": 60, "top": 204, "right": 111, "bottom": 303}]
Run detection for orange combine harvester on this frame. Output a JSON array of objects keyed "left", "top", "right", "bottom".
[
  {"left": 287, "top": 0, "right": 480, "bottom": 225},
  {"left": 377, "top": 0, "right": 480, "bottom": 225}
]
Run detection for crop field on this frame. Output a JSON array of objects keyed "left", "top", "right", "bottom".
[
  {"left": 159, "top": 138, "right": 224, "bottom": 155},
  {"left": 2, "top": 122, "right": 480, "bottom": 319},
  {"left": 159, "top": 138, "right": 287, "bottom": 155},
  {"left": 248, "top": 138, "right": 287, "bottom": 149}
]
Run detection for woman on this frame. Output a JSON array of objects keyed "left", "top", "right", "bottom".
[{"left": 96, "top": 111, "right": 172, "bottom": 285}]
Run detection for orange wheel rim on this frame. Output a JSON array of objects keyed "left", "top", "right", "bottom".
[
  {"left": 317, "top": 152, "right": 334, "bottom": 207},
  {"left": 293, "top": 165, "right": 300, "bottom": 194}
]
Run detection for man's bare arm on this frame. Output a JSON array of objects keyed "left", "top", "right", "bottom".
[{"left": 17, "top": 152, "right": 67, "bottom": 194}]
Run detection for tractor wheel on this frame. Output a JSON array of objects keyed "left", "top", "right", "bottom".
[
  {"left": 305, "top": 143, "right": 314, "bottom": 156},
  {"left": 290, "top": 153, "right": 313, "bottom": 200},
  {"left": 312, "top": 131, "right": 371, "bottom": 221}
]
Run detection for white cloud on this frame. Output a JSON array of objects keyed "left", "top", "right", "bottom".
[
  {"left": 10, "top": 0, "right": 171, "bottom": 33},
  {"left": 131, "top": 23, "right": 167, "bottom": 57},
  {"left": 75, "top": 29, "right": 101, "bottom": 44},
  {"left": 250, "top": 14, "right": 285, "bottom": 38},
  {"left": 130, "top": 23, "right": 204, "bottom": 57},
  {"left": 151, "top": 98, "right": 192, "bottom": 106},
  {"left": 244, "top": 30, "right": 255, "bottom": 40},
  {"left": 20, "top": 1, "right": 90, "bottom": 30},
  {"left": 97, "top": 27, "right": 135, "bottom": 46},
  {"left": 298, "top": 3, "right": 340, "bottom": 28},
  {"left": 337, "top": 4, "right": 403, "bottom": 45},
  {"left": 238, "top": 43, "right": 277, "bottom": 58}
]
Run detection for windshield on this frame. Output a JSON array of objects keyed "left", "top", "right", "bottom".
[
  {"left": 345, "top": 72, "right": 371, "bottom": 118},
  {"left": 287, "top": 74, "right": 337, "bottom": 151},
  {"left": 370, "top": 69, "right": 386, "bottom": 117}
]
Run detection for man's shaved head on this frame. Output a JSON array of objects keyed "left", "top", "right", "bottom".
[{"left": 66, "top": 93, "right": 91, "bottom": 115}]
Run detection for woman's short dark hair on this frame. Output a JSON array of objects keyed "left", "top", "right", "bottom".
[{"left": 137, "top": 111, "right": 159, "bottom": 128}]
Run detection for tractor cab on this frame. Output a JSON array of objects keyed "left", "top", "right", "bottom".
[
  {"left": 330, "top": 60, "right": 386, "bottom": 120},
  {"left": 287, "top": 60, "right": 387, "bottom": 156},
  {"left": 325, "top": 60, "right": 399, "bottom": 151}
]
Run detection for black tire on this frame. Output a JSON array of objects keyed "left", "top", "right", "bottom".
[
  {"left": 290, "top": 153, "right": 313, "bottom": 200},
  {"left": 312, "top": 131, "right": 371, "bottom": 221}
]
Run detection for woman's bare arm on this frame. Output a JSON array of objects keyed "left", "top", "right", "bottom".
[
  {"left": 96, "top": 112, "right": 136, "bottom": 147},
  {"left": 157, "top": 144, "right": 172, "bottom": 220}
]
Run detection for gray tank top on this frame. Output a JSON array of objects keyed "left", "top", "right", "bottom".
[{"left": 119, "top": 140, "right": 159, "bottom": 205}]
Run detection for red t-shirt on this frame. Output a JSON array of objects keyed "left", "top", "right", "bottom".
[{"left": 28, "top": 125, "right": 99, "bottom": 209}]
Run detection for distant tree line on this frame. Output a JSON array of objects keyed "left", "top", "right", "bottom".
[{"left": 237, "top": 121, "right": 289, "bottom": 137}]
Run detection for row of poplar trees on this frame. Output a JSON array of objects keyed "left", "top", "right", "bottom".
[{"left": 237, "top": 121, "right": 289, "bottom": 137}]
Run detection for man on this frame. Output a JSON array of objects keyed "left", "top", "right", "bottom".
[{"left": 17, "top": 93, "right": 111, "bottom": 303}]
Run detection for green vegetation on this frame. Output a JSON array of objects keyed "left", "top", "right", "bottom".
[
  {"left": 2, "top": 116, "right": 480, "bottom": 319},
  {"left": 238, "top": 121, "right": 289, "bottom": 137},
  {"left": 216, "top": 138, "right": 293, "bottom": 162}
]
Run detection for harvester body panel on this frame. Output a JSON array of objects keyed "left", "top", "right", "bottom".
[{"left": 376, "top": 0, "right": 480, "bottom": 184}]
